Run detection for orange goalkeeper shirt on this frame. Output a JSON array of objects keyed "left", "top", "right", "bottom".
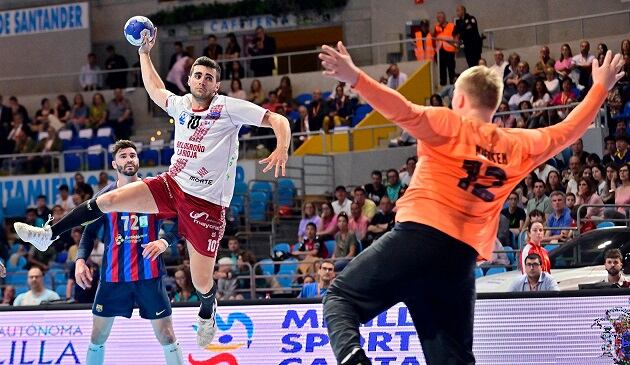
[{"left": 353, "top": 72, "right": 606, "bottom": 259}]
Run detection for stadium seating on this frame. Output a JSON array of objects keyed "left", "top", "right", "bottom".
[
  {"left": 277, "top": 178, "right": 296, "bottom": 206},
  {"left": 63, "top": 151, "right": 82, "bottom": 172},
  {"left": 295, "top": 93, "right": 312, "bottom": 106},
  {"left": 95, "top": 127, "right": 115, "bottom": 149},
  {"left": 236, "top": 165, "right": 245, "bottom": 182},
  {"left": 486, "top": 267, "right": 508, "bottom": 276},
  {"left": 259, "top": 259, "right": 275, "bottom": 276},
  {"left": 475, "top": 267, "right": 484, "bottom": 278},
  {"left": 597, "top": 221, "right": 615, "bottom": 229},
  {"left": 250, "top": 181, "right": 273, "bottom": 201},
  {"left": 272, "top": 243, "right": 291, "bottom": 255},
  {"left": 78, "top": 129, "right": 94, "bottom": 148},
  {"left": 86, "top": 145, "right": 105, "bottom": 170},
  {"left": 351, "top": 104, "right": 373, "bottom": 126}
]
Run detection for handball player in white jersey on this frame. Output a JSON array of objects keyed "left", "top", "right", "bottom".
[{"left": 14, "top": 29, "right": 291, "bottom": 348}]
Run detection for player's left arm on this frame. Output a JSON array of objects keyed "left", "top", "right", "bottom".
[
  {"left": 259, "top": 111, "right": 291, "bottom": 177},
  {"left": 142, "top": 218, "right": 180, "bottom": 261}
]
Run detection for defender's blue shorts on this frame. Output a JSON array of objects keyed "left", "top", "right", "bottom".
[{"left": 92, "top": 277, "right": 172, "bottom": 320}]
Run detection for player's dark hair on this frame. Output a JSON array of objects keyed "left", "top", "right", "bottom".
[
  {"left": 112, "top": 140, "right": 137, "bottom": 157},
  {"left": 58, "top": 184, "right": 69, "bottom": 192},
  {"left": 371, "top": 170, "right": 382, "bottom": 177},
  {"left": 306, "top": 222, "right": 317, "bottom": 230},
  {"left": 191, "top": 56, "right": 221, "bottom": 79},
  {"left": 605, "top": 248, "right": 623, "bottom": 262}
]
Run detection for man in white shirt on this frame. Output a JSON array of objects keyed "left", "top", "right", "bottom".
[
  {"left": 13, "top": 267, "right": 60, "bottom": 306},
  {"left": 386, "top": 63, "right": 408, "bottom": 89},
  {"left": 602, "top": 248, "right": 629, "bottom": 287},
  {"left": 572, "top": 40, "right": 595, "bottom": 87},
  {"left": 79, "top": 53, "right": 102, "bottom": 91},
  {"left": 331, "top": 186, "right": 352, "bottom": 215},
  {"left": 508, "top": 80, "right": 532, "bottom": 110},
  {"left": 534, "top": 162, "right": 558, "bottom": 182},
  {"left": 489, "top": 50, "right": 508, "bottom": 79},
  {"left": 55, "top": 184, "right": 76, "bottom": 212}
]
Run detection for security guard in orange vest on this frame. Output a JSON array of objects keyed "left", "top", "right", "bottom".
[
  {"left": 414, "top": 19, "right": 435, "bottom": 62},
  {"left": 434, "top": 11, "right": 457, "bottom": 86}
]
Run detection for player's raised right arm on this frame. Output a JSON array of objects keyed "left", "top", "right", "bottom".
[{"left": 138, "top": 28, "right": 172, "bottom": 111}]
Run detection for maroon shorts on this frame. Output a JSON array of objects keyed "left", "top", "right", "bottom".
[{"left": 144, "top": 173, "right": 226, "bottom": 257}]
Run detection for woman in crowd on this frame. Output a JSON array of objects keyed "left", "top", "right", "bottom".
[
  {"left": 521, "top": 221, "right": 551, "bottom": 274},
  {"left": 331, "top": 212, "right": 357, "bottom": 272},
  {"left": 172, "top": 265, "right": 199, "bottom": 302},
  {"left": 89, "top": 93, "right": 107, "bottom": 129},
  {"left": 228, "top": 78, "right": 247, "bottom": 100},
  {"left": 612, "top": 163, "right": 630, "bottom": 216},
  {"left": 248, "top": 79, "right": 266, "bottom": 105},
  {"left": 575, "top": 177, "right": 603, "bottom": 219},
  {"left": 317, "top": 201, "right": 339, "bottom": 241},
  {"left": 298, "top": 202, "right": 320, "bottom": 241}
]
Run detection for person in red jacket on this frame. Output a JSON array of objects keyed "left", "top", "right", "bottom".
[{"left": 520, "top": 221, "right": 551, "bottom": 273}]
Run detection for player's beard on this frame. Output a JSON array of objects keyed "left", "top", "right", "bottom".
[
  {"left": 607, "top": 267, "right": 621, "bottom": 277},
  {"left": 117, "top": 162, "right": 139, "bottom": 177}
]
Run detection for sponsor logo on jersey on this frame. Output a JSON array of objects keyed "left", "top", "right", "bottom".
[
  {"left": 197, "top": 167, "right": 209, "bottom": 177},
  {"left": 189, "top": 210, "right": 222, "bottom": 230},
  {"left": 209, "top": 105, "right": 223, "bottom": 120},
  {"left": 189, "top": 176, "right": 214, "bottom": 185},
  {"left": 139, "top": 215, "right": 148, "bottom": 228},
  {"left": 178, "top": 111, "right": 190, "bottom": 125}
]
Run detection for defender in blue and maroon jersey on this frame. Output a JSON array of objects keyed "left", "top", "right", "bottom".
[{"left": 75, "top": 140, "right": 184, "bottom": 365}]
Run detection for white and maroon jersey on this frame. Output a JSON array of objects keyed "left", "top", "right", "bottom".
[{"left": 165, "top": 93, "right": 267, "bottom": 207}]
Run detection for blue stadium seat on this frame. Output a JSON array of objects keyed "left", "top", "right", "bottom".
[
  {"left": 160, "top": 147, "right": 174, "bottom": 166},
  {"left": 5, "top": 270, "right": 27, "bottom": 285},
  {"left": 230, "top": 195, "right": 244, "bottom": 215},
  {"left": 474, "top": 267, "right": 484, "bottom": 278},
  {"left": 6, "top": 256, "right": 26, "bottom": 272},
  {"left": 249, "top": 191, "right": 267, "bottom": 203},
  {"left": 78, "top": 129, "right": 94, "bottom": 148},
  {"left": 259, "top": 259, "right": 275, "bottom": 276},
  {"left": 295, "top": 93, "right": 312, "bottom": 106},
  {"left": 321, "top": 91, "right": 332, "bottom": 100},
  {"left": 55, "top": 285, "right": 66, "bottom": 299},
  {"left": 351, "top": 104, "right": 373, "bottom": 126},
  {"left": 544, "top": 244, "right": 559, "bottom": 252},
  {"left": 234, "top": 181, "right": 248, "bottom": 196},
  {"left": 140, "top": 149, "right": 159, "bottom": 166},
  {"left": 86, "top": 147, "right": 105, "bottom": 171},
  {"left": 324, "top": 240, "right": 336, "bottom": 258},
  {"left": 63, "top": 152, "right": 82, "bottom": 172},
  {"left": 273, "top": 243, "right": 291, "bottom": 255},
  {"left": 248, "top": 200, "right": 267, "bottom": 221},
  {"left": 597, "top": 221, "right": 615, "bottom": 229},
  {"left": 287, "top": 110, "right": 300, "bottom": 123},
  {"left": 277, "top": 178, "right": 296, "bottom": 206},
  {"left": 278, "top": 178, "right": 295, "bottom": 190},
  {"left": 251, "top": 181, "right": 273, "bottom": 201},
  {"left": 276, "top": 258, "right": 299, "bottom": 286},
  {"left": 15, "top": 285, "right": 29, "bottom": 296},
  {"left": 485, "top": 267, "right": 507, "bottom": 276},
  {"left": 5, "top": 196, "right": 26, "bottom": 218},
  {"left": 235, "top": 166, "right": 245, "bottom": 182},
  {"left": 292, "top": 242, "right": 302, "bottom": 252}
]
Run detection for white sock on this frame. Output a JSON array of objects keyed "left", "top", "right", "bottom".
[
  {"left": 162, "top": 342, "right": 185, "bottom": 365},
  {"left": 86, "top": 342, "right": 105, "bottom": 365}
]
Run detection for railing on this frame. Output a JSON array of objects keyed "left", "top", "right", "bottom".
[
  {"left": 483, "top": 9, "right": 630, "bottom": 50},
  {"left": 492, "top": 102, "right": 607, "bottom": 129}
]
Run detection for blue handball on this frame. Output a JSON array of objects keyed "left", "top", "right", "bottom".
[{"left": 123, "top": 16, "right": 155, "bottom": 47}]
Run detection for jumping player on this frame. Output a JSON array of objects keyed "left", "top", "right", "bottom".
[
  {"left": 14, "top": 29, "right": 291, "bottom": 348},
  {"left": 77, "top": 140, "right": 183, "bottom": 365},
  {"left": 318, "top": 42, "right": 624, "bottom": 364}
]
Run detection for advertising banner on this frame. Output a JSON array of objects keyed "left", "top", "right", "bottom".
[
  {"left": 0, "top": 295, "right": 628, "bottom": 364},
  {"left": 0, "top": 3, "right": 88, "bottom": 38}
]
